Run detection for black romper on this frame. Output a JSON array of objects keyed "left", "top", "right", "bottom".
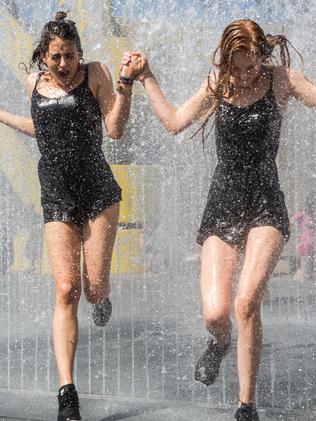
[
  {"left": 31, "top": 64, "right": 122, "bottom": 226},
  {"left": 197, "top": 71, "right": 290, "bottom": 246}
]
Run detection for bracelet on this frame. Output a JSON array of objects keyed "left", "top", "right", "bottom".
[
  {"left": 116, "top": 80, "right": 132, "bottom": 96},
  {"left": 119, "top": 75, "right": 134, "bottom": 85}
]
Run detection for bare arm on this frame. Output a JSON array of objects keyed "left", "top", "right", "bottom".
[
  {"left": 142, "top": 73, "right": 213, "bottom": 135},
  {"left": 123, "top": 52, "right": 214, "bottom": 135},
  {"left": 0, "top": 109, "right": 35, "bottom": 137},
  {"left": 0, "top": 73, "right": 36, "bottom": 137},
  {"left": 286, "top": 67, "right": 316, "bottom": 107},
  {"left": 92, "top": 62, "right": 130, "bottom": 139},
  {"left": 92, "top": 58, "right": 144, "bottom": 139}
]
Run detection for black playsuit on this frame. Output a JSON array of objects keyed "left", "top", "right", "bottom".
[
  {"left": 31, "top": 64, "right": 122, "bottom": 226},
  {"left": 197, "top": 71, "right": 290, "bottom": 246}
]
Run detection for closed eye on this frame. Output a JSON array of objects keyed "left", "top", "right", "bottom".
[
  {"left": 51, "top": 54, "right": 61, "bottom": 61},
  {"left": 65, "top": 53, "right": 75, "bottom": 60}
]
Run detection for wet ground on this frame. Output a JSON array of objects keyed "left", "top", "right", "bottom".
[
  {"left": 0, "top": 390, "right": 315, "bottom": 420},
  {"left": 0, "top": 273, "right": 315, "bottom": 420}
]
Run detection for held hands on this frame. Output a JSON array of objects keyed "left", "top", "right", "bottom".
[{"left": 120, "top": 51, "right": 151, "bottom": 82}]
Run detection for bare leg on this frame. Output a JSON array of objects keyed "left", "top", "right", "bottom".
[
  {"left": 45, "top": 222, "right": 82, "bottom": 387},
  {"left": 235, "top": 226, "right": 284, "bottom": 405},
  {"left": 200, "top": 235, "right": 240, "bottom": 345},
  {"left": 82, "top": 203, "right": 119, "bottom": 304}
]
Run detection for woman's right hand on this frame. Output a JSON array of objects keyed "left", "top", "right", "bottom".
[
  {"left": 121, "top": 51, "right": 152, "bottom": 82},
  {"left": 0, "top": 108, "right": 35, "bottom": 137}
]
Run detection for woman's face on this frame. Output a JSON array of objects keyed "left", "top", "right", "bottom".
[
  {"left": 43, "top": 36, "right": 80, "bottom": 87},
  {"left": 230, "top": 50, "right": 263, "bottom": 88}
]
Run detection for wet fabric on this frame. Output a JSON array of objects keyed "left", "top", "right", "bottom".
[
  {"left": 31, "top": 64, "right": 121, "bottom": 226},
  {"left": 197, "top": 71, "right": 290, "bottom": 246}
]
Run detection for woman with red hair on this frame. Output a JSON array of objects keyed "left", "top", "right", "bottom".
[{"left": 123, "top": 19, "right": 316, "bottom": 420}]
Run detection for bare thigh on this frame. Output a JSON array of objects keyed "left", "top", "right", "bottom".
[
  {"left": 45, "top": 222, "right": 82, "bottom": 301},
  {"left": 82, "top": 203, "right": 119, "bottom": 298},
  {"left": 201, "top": 235, "right": 240, "bottom": 320},
  {"left": 236, "top": 226, "right": 285, "bottom": 306}
]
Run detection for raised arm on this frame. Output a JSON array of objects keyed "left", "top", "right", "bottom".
[
  {"left": 0, "top": 73, "right": 36, "bottom": 137},
  {"left": 122, "top": 52, "right": 214, "bottom": 135},
  {"left": 283, "top": 66, "right": 316, "bottom": 108},
  {"left": 92, "top": 58, "right": 144, "bottom": 139}
]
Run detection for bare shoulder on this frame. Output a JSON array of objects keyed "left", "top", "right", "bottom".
[
  {"left": 272, "top": 65, "right": 307, "bottom": 87},
  {"left": 26, "top": 72, "right": 38, "bottom": 97},
  {"left": 86, "top": 61, "right": 114, "bottom": 99},
  {"left": 88, "top": 61, "right": 112, "bottom": 84},
  {"left": 286, "top": 66, "right": 307, "bottom": 84},
  {"left": 271, "top": 65, "right": 292, "bottom": 104},
  {"left": 275, "top": 65, "right": 312, "bottom": 94},
  {"left": 272, "top": 65, "right": 291, "bottom": 85}
]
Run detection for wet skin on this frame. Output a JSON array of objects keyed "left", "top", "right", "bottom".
[
  {"left": 42, "top": 36, "right": 81, "bottom": 88},
  {"left": 230, "top": 51, "right": 263, "bottom": 88}
]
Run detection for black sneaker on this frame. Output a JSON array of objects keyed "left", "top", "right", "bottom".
[
  {"left": 194, "top": 338, "right": 230, "bottom": 385},
  {"left": 57, "top": 384, "right": 81, "bottom": 421},
  {"left": 92, "top": 298, "right": 112, "bottom": 327},
  {"left": 235, "top": 403, "right": 260, "bottom": 421}
]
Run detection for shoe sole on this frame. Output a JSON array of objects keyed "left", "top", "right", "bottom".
[
  {"left": 194, "top": 373, "right": 218, "bottom": 386},
  {"left": 193, "top": 343, "right": 232, "bottom": 386}
]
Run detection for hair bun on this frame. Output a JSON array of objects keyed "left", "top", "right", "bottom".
[{"left": 55, "top": 11, "right": 67, "bottom": 21}]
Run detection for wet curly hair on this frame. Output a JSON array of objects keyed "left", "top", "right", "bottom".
[{"left": 24, "top": 11, "right": 83, "bottom": 72}]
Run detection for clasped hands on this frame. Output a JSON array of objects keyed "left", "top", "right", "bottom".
[{"left": 120, "top": 51, "right": 151, "bottom": 82}]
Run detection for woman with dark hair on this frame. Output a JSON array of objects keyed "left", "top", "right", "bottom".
[
  {"left": 122, "top": 19, "right": 316, "bottom": 420},
  {"left": 0, "top": 11, "right": 143, "bottom": 421}
]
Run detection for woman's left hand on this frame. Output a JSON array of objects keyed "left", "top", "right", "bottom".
[{"left": 120, "top": 51, "right": 147, "bottom": 80}]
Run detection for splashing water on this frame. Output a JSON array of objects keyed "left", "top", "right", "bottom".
[{"left": 0, "top": 0, "right": 315, "bottom": 418}]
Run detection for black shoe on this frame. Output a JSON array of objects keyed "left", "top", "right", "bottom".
[
  {"left": 235, "top": 403, "right": 260, "bottom": 421},
  {"left": 194, "top": 338, "right": 230, "bottom": 385},
  {"left": 92, "top": 298, "right": 112, "bottom": 327},
  {"left": 57, "top": 384, "right": 81, "bottom": 421}
]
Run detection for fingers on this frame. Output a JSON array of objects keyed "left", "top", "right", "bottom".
[
  {"left": 121, "top": 51, "right": 147, "bottom": 64},
  {"left": 121, "top": 51, "right": 132, "bottom": 66},
  {"left": 120, "top": 51, "right": 149, "bottom": 79}
]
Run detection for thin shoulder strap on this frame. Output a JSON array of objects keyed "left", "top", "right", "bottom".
[
  {"left": 84, "top": 63, "right": 89, "bottom": 82},
  {"left": 269, "top": 67, "right": 274, "bottom": 91},
  {"left": 34, "top": 71, "right": 44, "bottom": 90}
]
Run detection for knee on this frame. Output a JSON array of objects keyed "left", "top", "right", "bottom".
[
  {"left": 203, "top": 307, "right": 230, "bottom": 331},
  {"left": 84, "top": 272, "right": 110, "bottom": 304},
  {"left": 234, "top": 294, "right": 260, "bottom": 323},
  {"left": 56, "top": 278, "right": 81, "bottom": 306},
  {"left": 83, "top": 264, "right": 111, "bottom": 286}
]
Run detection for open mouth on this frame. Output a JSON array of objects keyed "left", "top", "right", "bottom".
[{"left": 58, "top": 70, "right": 71, "bottom": 79}]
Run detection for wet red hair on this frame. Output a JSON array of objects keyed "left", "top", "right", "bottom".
[{"left": 196, "top": 19, "right": 301, "bottom": 143}]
